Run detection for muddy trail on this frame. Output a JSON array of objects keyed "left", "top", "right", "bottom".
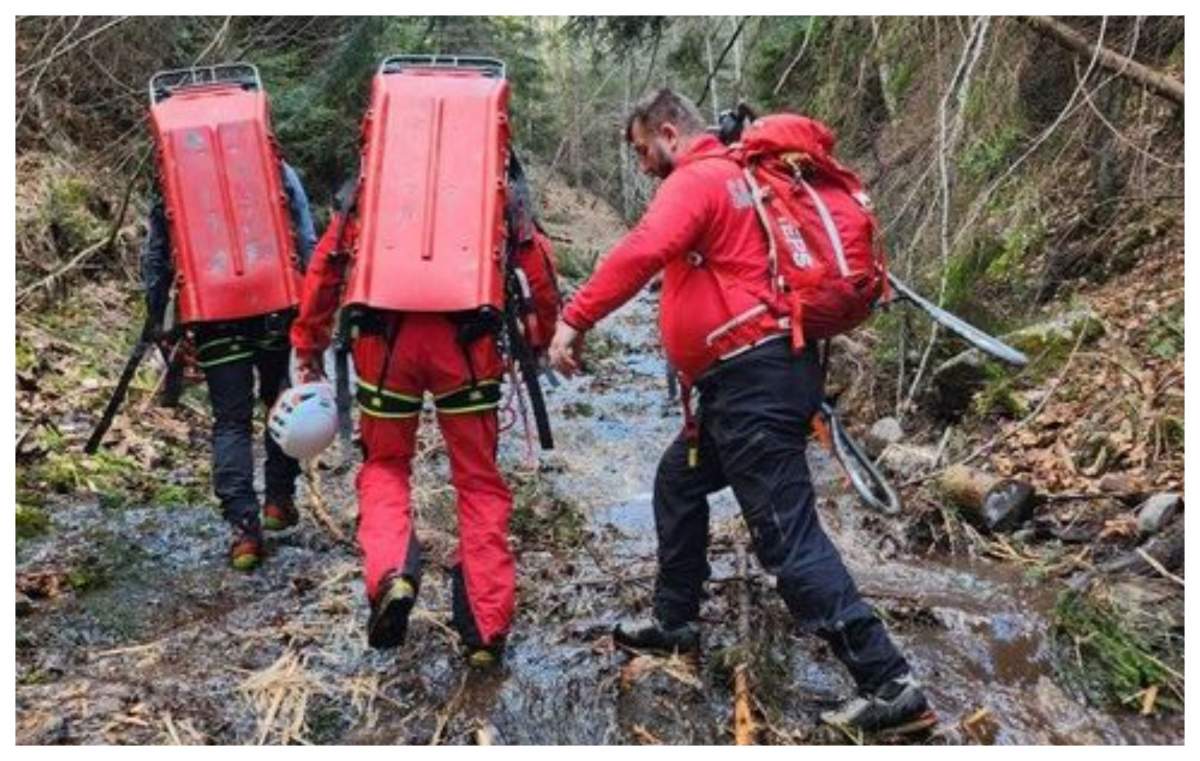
[{"left": 15, "top": 291, "right": 1183, "bottom": 745}]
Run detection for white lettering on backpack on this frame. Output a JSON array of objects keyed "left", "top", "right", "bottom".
[
  {"left": 778, "top": 218, "right": 812, "bottom": 268},
  {"left": 726, "top": 177, "right": 753, "bottom": 209}
]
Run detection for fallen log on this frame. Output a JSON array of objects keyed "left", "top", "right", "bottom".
[
  {"left": 938, "top": 464, "right": 1035, "bottom": 533},
  {"left": 1015, "top": 16, "right": 1184, "bottom": 106}
]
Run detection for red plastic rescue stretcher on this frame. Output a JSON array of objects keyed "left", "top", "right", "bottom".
[
  {"left": 148, "top": 63, "right": 301, "bottom": 325},
  {"left": 344, "top": 55, "right": 511, "bottom": 314}
]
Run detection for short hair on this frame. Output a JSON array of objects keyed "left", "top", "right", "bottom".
[{"left": 624, "top": 88, "right": 705, "bottom": 142}]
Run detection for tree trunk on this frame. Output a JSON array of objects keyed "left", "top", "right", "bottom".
[
  {"left": 705, "top": 23, "right": 720, "bottom": 122},
  {"left": 620, "top": 55, "right": 633, "bottom": 221}
]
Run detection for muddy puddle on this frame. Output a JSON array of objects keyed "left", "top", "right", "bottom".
[{"left": 16, "top": 290, "right": 1183, "bottom": 744}]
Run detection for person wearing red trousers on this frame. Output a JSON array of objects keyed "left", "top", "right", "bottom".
[{"left": 291, "top": 171, "right": 560, "bottom": 666}]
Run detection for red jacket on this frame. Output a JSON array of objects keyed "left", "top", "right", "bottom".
[
  {"left": 291, "top": 214, "right": 561, "bottom": 359},
  {"left": 562, "top": 134, "right": 782, "bottom": 384}
]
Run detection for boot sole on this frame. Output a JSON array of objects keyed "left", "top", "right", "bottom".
[
  {"left": 368, "top": 593, "right": 414, "bottom": 649},
  {"left": 613, "top": 631, "right": 700, "bottom": 658},
  {"left": 262, "top": 517, "right": 298, "bottom": 532},
  {"left": 613, "top": 641, "right": 701, "bottom": 661},
  {"left": 230, "top": 553, "right": 261, "bottom": 572}
]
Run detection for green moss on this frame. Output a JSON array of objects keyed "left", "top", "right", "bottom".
[
  {"left": 15, "top": 337, "right": 38, "bottom": 373},
  {"left": 16, "top": 503, "right": 50, "bottom": 540},
  {"left": 67, "top": 562, "right": 111, "bottom": 592},
  {"left": 1052, "top": 589, "right": 1183, "bottom": 712},
  {"left": 971, "top": 375, "right": 1027, "bottom": 419},
  {"left": 152, "top": 483, "right": 202, "bottom": 507},
  {"left": 561, "top": 400, "right": 595, "bottom": 418},
  {"left": 43, "top": 176, "right": 106, "bottom": 253}
]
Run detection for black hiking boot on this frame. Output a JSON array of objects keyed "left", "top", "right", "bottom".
[
  {"left": 613, "top": 617, "right": 701, "bottom": 655},
  {"left": 465, "top": 640, "right": 506, "bottom": 670},
  {"left": 820, "top": 674, "right": 936, "bottom": 738},
  {"left": 367, "top": 574, "right": 416, "bottom": 649}
]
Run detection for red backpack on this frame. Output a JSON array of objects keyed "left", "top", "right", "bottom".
[{"left": 729, "top": 114, "right": 888, "bottom": 351}]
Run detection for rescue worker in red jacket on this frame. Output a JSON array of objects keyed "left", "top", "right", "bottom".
[
  {"left": 549, "top": 89, "right": 932, "bottom": 735},
  {"left": 291, "top": 160, "right": 560, "bottom": 666}
]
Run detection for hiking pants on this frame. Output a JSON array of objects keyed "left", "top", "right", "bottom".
[
  {"left": 195, "top": 317, "right": 301, "bottom": 530},
  {"left": 653, "top": 338, "right": 910, "bottom": 693},
  {"left": 352, "top": 313, "right": 513, "bottom": 648}
]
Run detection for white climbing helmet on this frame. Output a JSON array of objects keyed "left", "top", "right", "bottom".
[{"left": 268, "top": 382, "right": 338, "bottom": 461}]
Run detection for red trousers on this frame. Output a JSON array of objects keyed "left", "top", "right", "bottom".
[{"left": 352, "top": 313, "right": 513, "bottom": 646}]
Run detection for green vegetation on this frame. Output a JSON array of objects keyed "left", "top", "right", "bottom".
[
  {"left": 16, "top": 503, "right": 50, "bottom": 540},
  {"left": 1147, "top": 301, "right": 1184, "bottom": 359},
  {"left": 1053, "top": 588, "right": 1183, "bottom": 713},
  {"left": 554, "top": 245, "right": 601, "bottom": 281},
  {"left": 43, "top": 176, "right": 107, "bottom": 253},
  {"left": 508, "top": 472, "right": 585, "bottom": 548},
  {"left": 960, "top": 125, "right": 1024, "bottom": 182}
]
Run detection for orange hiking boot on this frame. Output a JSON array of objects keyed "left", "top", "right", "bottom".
[
  {"left": 229, "top": 523, "right": 264, "bottom": 572},
  {"left": 262, "top": 499, "right": 299, "bottom": 532}
]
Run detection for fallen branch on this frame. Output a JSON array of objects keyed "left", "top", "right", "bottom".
[
  {"left": 1015, "top": 16, "right": 1184, "bottom": 105},
  {"left": 16, "top": 225, "right": 137, "bottom": 307},
  {"left": 1134, "top": 548, "right": 1184, "bottom": 587},
  {"left": 732, "top": 542, "right": 756, "bottom": 746},
  {"left": 303, "top": 462, "right": 352, "bottom": 547},
  {"left": 429, "top": 672, "right": 469, "bottom": 746}
]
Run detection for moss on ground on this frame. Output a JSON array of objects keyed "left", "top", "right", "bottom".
[{"left": 1052, "top": 587, "right": 1183, "bottom": 713}]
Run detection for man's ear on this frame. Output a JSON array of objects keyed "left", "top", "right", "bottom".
[{"left": 660, "top": 122, "right": 679, "bottom": 149}]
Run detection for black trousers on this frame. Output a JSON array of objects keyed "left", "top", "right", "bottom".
[
  {"left": 195, "top": 319, "right": 300, "bottom": 529},
  {"left": 653, "top": 338, "right": 909, "bottom": 692}
]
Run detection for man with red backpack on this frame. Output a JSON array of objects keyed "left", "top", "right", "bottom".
[
  {"left": 289, "top": 56, "right": 560, "bottom": 667},
  {"left": 549, "top": 88, "right": 931, "bottom": 735}
]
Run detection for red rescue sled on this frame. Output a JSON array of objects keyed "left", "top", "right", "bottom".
[
  {"left": 148, "top": 63, "right": 301, "bottom": 325},
  {"left": 345, "top": 55, "right": 511, "bottom": 314}
]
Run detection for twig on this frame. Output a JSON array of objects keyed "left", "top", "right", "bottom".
[
  {"left": 15, "top": 415, "right": 45, "bottom": 451},
  {"left": 161, "top": 711, "right": 182, "bottom": 745},
  {"left": 933, "top": 426, "right": 953, "bottom": 467},
  {"left": 903, "top": 16, "right": 991, "bottom": 411},
  {"left": 91, "top": 639, "right": 166, "bottom": 659},
  {"left": 191, "top": 16, "right": 232, "bottom": 65},
  {"left": 16, "top": 16, "right": 130, "bottom": 78},
  {"left": 697, "top": 16, "right": 748, "bottom": 107},
  {"left": 429, "top": 672, "right": 469, "bottom": 746},
  {"left": 772, "top": 19, "right": 816, "bottom": 97},
  {"left": 1135, "top": 548, "right": 1184, "bottom": 587},
  {"left": 637, "top": 26, "right": 663, "bottom": 96},
  {"left": 16, "top": 226, "right": 137, "bottom": 306}
]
